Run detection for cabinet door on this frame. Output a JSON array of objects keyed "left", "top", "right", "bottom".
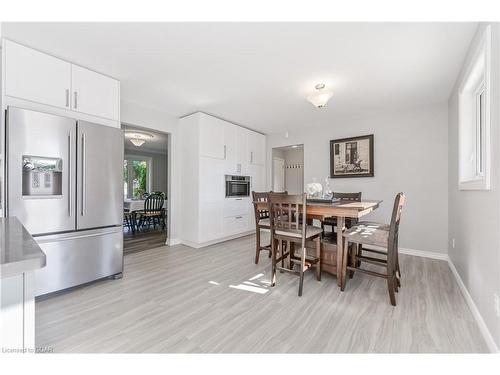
[
  {"left": 236, "top": 127, "right": 249, "bottom": 174},
  {"left": 199, "top": 202, "right": 223, "bottom": 242},
  {"left": 5, "top": 40, "right": 71, "bottom": 109},
  {"left": 199, "top": 115, "right": 225, "bottom": 159},
  {"left": 223, "top": 122, "right": 237, "bottom": 173},
  {"left": 247, "top": 131, "right": 265, "bottom": 166},
  {"left": 71, "top": 65, "right": 120, "bottom": 121},
  {"left": 199, "top": 157, "right": 225, "bottom": 203}
]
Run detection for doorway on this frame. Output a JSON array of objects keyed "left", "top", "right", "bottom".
[
  {"left": 122, "top": 124, "right": 169, "bottom": 254},
  {"left": 271, "top": 144, "right": 304, "bottom": 194}
]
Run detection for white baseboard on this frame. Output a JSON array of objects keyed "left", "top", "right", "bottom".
[
  {"left": 179, "top": 230, "right": 255, "bottom": 249},
  {"left": 399, "top": 247, "right": 448, "bottom": 260},
  {"left": 447, "top": 258, "right": 499, "bottom": 353},
  {"left": 167, "top": 238, "right": 181, "bottom": 246}
]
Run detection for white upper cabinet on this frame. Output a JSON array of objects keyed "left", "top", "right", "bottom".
[
  {"left": 3, "top": 40, "right": 120, "bottom": 124},
  {"left": 199, "top": 114, "right": 225, "bottom": 159},
  {"left": 223, "top": 121, "right": 237, "bottom": 169},
  {"left": 247, "top": 131, "right": 265, "bottom": 165},
  {"left": 5, "top": 40, "right": 71, "bottom": 110},
  {"left": 71, "top": 65, "right": 119, "bottom": 121}
]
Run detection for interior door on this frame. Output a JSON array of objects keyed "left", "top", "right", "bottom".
[
  {"left": 7, "top": 107, "right": 76, "bottom": 235},
  {"left": 77, "top": 121, "right": 123, "bottom": 230}
]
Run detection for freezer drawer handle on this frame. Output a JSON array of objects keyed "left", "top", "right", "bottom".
[{"left": 35, "top": 229, "right": 121, "bottom": 244}]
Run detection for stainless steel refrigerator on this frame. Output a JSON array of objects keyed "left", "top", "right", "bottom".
[{"left": 6, "top": 107, "right": 123, "bottom": 296}]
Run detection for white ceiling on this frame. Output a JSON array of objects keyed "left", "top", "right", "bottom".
[
  {"left": 123, "top": 124, "right": 168, "bottom": 154},
  {"left": 2, "top": 22, "right": 477, "bottom": 134}
]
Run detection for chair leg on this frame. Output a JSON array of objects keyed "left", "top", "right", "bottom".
[
  {"left": 271, "top": 238, "right": 277, "bottom": 287},
  {"left": 298, "top": 246, "right": 306, "bottom": 297},
  {"left": 288, "top": 241, "right": 294, "bottom": 270},
  {"left": 348, "top": 243, "right": 357, "bottom": 279},
  {"left": 387, "top": 275, "right": 397, "bottom": 306},
  {"left": 340, "top": 238, "right": 349, "bottom": 291},
  {"left": 255, "top": 229, "right": 261, "bottom": 264},
  {"left": 315, "top": 237, "right": 321, "bottom": 281}
]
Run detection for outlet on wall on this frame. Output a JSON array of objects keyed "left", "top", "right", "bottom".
[{"left": 494, "top": 294, "right": 500, "bottom": 318}]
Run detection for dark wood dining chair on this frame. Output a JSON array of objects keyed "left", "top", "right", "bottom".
[
  {"left": 136, "top": 193, "right": 165, "bottom": 230},
  {"left": 252, "top": 191, "right": 287, "bottom": 264},
  {"left": 340, "top": 192, "right": 406, "bottom": 306},
  {"left": 269, "top": 193, "right": 322, "bottom": 296},
  {"left": 321, "top": 192, "right": 362, "bottom": 239}
]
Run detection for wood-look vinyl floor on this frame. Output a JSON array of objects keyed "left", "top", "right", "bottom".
[
  {"left": 123, "top": 228, "right": 167, "bottom": 255},
  {"left": 35, "top": 234, "right": 488, "bottom": 353}
]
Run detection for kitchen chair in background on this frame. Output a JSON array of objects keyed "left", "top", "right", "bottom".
[
  {"left": 321, "top": 192, "right": 362, "bottom": 239},
  {"left": 136, "top": 192, "right": 165, "bottom": 230},
  {"left": 269, "top": 193, "right": 322, "bottom": 296},
  {"left": 340, "top": 192, "right": 406, "bottom": 306}
]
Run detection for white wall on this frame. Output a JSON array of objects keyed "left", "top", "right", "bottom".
[
  {"left": 448, "top": 23, "right": 500, "bottom": 350},
  {"left": 283, "top": 147, "right": 304, "bottom": 194},
  {"left": 266, "top": 103, "right": 449, "bottom": 254},
  {"left": 121, "top": 100, "right": 180, "bottom": 244}
]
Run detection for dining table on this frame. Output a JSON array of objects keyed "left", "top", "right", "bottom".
[
  {"left": 124, "top": 198, "right": 168, "bottom": 233},
  {"left": 256, "top": 199, "right": 382, "bottom": 286}
]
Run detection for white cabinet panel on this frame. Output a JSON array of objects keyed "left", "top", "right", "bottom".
[
  {"left": 223, "top": 197, "right": 251, "bottom": 217},
  {"left": 199, "top": 115, "right": 225, "bottom": 159},
  {"left": 199, "top": 157, "right": 225, "bottom": 203},
  {"left": 199, "top": 202, "right": 223, "bottom": 242},
  {"left": 223, "top": 215, "right": 249, "bottom": 236},
  {"left": 5, "top": 40, "right": 71, "bottom": 110},
  {"left": 71, "top": 65, "right": 119, "bottom": 121},
  {"left": 247, "top": 131, "right": 265, "bottom": 166},
  {"left": 223, "top": 122, "right": 237, "bottom": 173},
  {"left": 236, "top": 127, "right": 249, "bottom": 174}
]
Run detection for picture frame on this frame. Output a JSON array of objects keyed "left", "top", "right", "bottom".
[{"left": 330, "top": 134, "right": 374, "bottom": 178}]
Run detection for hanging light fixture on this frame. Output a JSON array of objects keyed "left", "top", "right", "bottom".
[
  {"left": 307, "top": 83, "right": 333, "bottom": 108},
  {"left": 125, "top": 131, "right": 154, "bottom": 147}
]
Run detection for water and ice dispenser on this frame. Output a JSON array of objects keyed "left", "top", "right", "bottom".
[{"left": 22, "top": 156, "right": 62, "bottom": 196}]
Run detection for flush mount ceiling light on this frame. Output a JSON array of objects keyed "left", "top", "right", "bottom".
[
  {"left": 125, "top": 131, "right": 154, "bottom": 147},
  {"left": 306, "top": 83, "right": 333, "bottom": 108}
]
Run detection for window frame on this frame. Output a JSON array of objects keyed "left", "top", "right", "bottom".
[
  {"left": 123, "top": 154, "right": 153, "bottom": 199},
  {"left": 458, "top": 25, "right": 491, "bottom": 191}
]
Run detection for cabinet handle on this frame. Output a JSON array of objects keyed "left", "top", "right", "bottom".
[
  {"left": 235, "top": 216, "right": 243, "bottom": 219},
  {"left": 250, "top": 151, "right": 253, "bottom": 163},
  {"left": 224, "top": 145, "right": 226, "bottom": 159},
  {"left": 74, "top": 91, "right": 78, "bottom": 109},
  {"left": 237, "top": 163, "right": 241, "bottom": 173},
  {"left": 65, "top": 89, "right": 70, "bottom": 107},
  {"left": 235, "top": 198, "right": 243, "bottom": 201}
]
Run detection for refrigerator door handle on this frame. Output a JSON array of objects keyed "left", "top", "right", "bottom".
[
  {"left": 68, "top": 132, "right": 72, "bottom": 217},
  {"left": 81, "top": 132, "right": 86, "bottom": 216}
]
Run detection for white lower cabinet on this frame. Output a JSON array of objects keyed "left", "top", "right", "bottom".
[{"left": 223, "top": 215, "right": 249, "bottom": 236}]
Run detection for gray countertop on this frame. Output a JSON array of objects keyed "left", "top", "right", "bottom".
[{"left": 0, "top": 217, "right": 46, "bottom": 278}]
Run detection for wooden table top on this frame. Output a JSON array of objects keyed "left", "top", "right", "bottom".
[{"left": 256, "top": 200, "right": 382, "bottom": 219}]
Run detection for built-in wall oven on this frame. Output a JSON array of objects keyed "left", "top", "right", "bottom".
[{"left": 225, "top": 175, "right": 251, "bottom": 198}]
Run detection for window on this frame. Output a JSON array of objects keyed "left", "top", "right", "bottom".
[
  {"left": 458, "top": 26, "right": 491, "bottom": 190},
  {"left": 123, "top": 155, "right": 152, "bottom": 199}
]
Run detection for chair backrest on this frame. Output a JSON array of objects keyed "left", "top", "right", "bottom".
[
  {"left": 269, "top": 193, "right": 307, "bottom": 246},
  {"left": 252, "top": 191, "right": 288, "bottom": 224},
  {"left": 333, "top": 192, "right": 362, "bottom": 201},
  {"left": 144, "top": 193, "right": 164, "bottom": 213},
  {"left": 388, "top": 192, "right": 406, "bottom": 270}
]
